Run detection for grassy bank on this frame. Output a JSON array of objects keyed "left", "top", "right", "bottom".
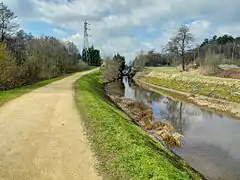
[
  {"left": 137, "top": 67, "right": 240, "bottom": 103},
  {"left": 74, "top": 70, "right": 203, "bottom": 180},
  {"left": 0, "top": 73, "right": 76, "bottom": 106}
]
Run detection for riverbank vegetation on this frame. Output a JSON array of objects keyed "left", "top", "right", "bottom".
[
  {"left": 108, "top": 95, "right": 184, "bottom": 147},
  {"left": 102, "top": 53, "right": 125, "bottom": 82},
  {"left": 75, "top": 70, "right": 203, "bottom": 180},
  {"left": 130, "top": 23, "right": 240, "bottom": 107},
  {"left": 136, "top": 67, "right": 240, "bottom": 103},
  {"left": 131, "top": 24, "right": 240, "bottom": 77}
]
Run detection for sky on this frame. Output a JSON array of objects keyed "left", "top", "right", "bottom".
[{"left": 4, "top": 0, "right": 240, "bottom": 61}]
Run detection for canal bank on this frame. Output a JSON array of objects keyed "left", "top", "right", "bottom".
[
  {"left": 75, "top": 70, "right": 203, "bottom": 180},
  {"left": 134, "top": 67, "right": 240, "bottom": 119},
  {"left": 106, "top": 76, "right": 240, "bottom": 180}
]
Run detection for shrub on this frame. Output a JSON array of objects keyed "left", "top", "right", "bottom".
[
  {"left": 103, "top": 56, "right": 125, "bottom": 82},
  {"left": 0, "top": 43, "right": 20, "bottom": 90},
  {"left": 76, "top": 60, "right": 89, "bottom": 71},
  {"left": 200, "top": 50, "right": 223, "bottom": 75},
  {"left": 65, "top": 60, "right": 89, "bottom": 73}
]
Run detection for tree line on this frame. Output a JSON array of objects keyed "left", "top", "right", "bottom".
[
  {"left": 130, "top": 25, "right": 195, "bottom": 73},
  {"left": 0, "top": 2, "right": 101, "bottom": 90},
  {"left": 131, "top": 24, "right": 240, "bottom": 75},
  {"left": 198, "top": 34, "right": 240, "bottom": 63},
  {"left": 82, "top": 45, "right": 102, "bottom": 66}
]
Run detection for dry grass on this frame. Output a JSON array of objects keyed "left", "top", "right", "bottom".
[
  {"left": 153, "top": 130, "right": 184, "bottom": 148},
  {"left": 199, "top": 51, "right": 223, "bottom": 75},
  {"left": 140, "top": 67, "right": 240, "bottom": 103},
  {"left": 109, "top": 95, "right": 184, "bottom": 148}
]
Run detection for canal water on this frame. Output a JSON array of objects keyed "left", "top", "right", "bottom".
[{"left": 106, "top": 76, "right": 240, "bottom": 180}]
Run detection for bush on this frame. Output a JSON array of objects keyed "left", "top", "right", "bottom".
[
  {"left": 130, "top": 53, "right": 148, "bottom": 76},
  {"left": 103, "top": 56, "right": 125, "bottom": 82},
  {"left": 67, "top": 60, "right": 89, "bottom": 73},
  {"left": 200, "top": 51, "right": 223, "bottom": 75},
  {"left": 0, "top": 43, "right": 20, "bottom": 90},
  {"left": 103, "top": 60, "right": 121, "bottom": 82},
  {"left": 1, "top": 34, "right": 90, "bottom": 90},
  {"left": 76, "top": 60, "right": 89, "bottom": 71}
]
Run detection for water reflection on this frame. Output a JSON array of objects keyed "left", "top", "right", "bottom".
[
  {"left": 122, "top": 77, "right": 191, "bottom": 135},
  {"left": 106, "top": 76, "right": 240, "bottom": 180},
  {"left": 105, "top": 80, "right": 125, "bottom": 97}
]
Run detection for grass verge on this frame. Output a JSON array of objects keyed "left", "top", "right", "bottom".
[
  {"left": 138, "top": 67, "right": 240, "bottom": 103},
  {"left": 0, "top": 73, "right": 76, "bottom": 106},
  {"left": 74, "top": 70, "right": 203, "bottom": 180}
]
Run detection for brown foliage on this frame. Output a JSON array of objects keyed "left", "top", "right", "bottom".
[
  {"left": 154, "top": 130, "right": 183, "bottom": 147},
  {"left": 217, "top": 68, "right": 240, "bottom": 79},
  {"left": 109, "top": 95, "right": 184, "bottom": 147}
]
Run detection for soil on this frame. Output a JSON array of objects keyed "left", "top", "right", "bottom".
[{"left": 217, "top": 68, "right": 240, "bottom": 79}]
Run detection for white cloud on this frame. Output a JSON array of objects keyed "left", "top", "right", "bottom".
[
  {"left": 4, "top": 0, "right": 240, "bottom": 61},
  {"left": 52, "top": 28, "right": 67, "bottom": 35}
]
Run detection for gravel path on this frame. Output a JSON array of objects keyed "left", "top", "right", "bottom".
[{"left": 0, "top": 70, "right": 101, "bottom": 180}]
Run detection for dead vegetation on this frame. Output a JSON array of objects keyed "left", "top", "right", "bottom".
[
  {"left": 109, "top": 95, "right": 184, "bottom": 148},
  {"left": 216, "top": 68, "right": 240, "bottom": 79}
]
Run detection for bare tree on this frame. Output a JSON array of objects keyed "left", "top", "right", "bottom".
[
  {"left": 0, "top": 2, "right": 19, "bottom": 42},
  {"left": 165, "top": 40, "right": 179, "bottom": 65},
  {"left": 167, "top": 25, "right": 194, "bottom": 71},
  {"left": 103, "top": 55, "right": 125, "bottom": 82},
  {"left": 132, "top": 51, "right": 148, "bottom": 72}
]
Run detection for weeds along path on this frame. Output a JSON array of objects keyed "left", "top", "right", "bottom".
[{"left": 0, "top": 69, "right": 101, "bottom": 180}]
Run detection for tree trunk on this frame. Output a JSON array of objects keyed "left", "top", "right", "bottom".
[
  {"left": 179, "top": 102, "right": 183, "bottom": 134},
  {"left": 1, "top": 28, "right": 4, "bottom": 42},
  {"left": 193, "top": 52, "right": 196, "bottom": 64},
  {"left": 232, "top": 42, "right": 236, "bottom": 61},
  {"left": 1, "top": 34, "right": 4, "bottom": 42},
  {"left": 181, "top": 55, "right": 185, "bottom": 71}
]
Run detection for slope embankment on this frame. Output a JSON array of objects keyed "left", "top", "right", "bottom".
[
  {"left": 134, "top": 67, "right": 240, "bottom": 118},
  {"left": 74, "top": 70, "right": 203, "bottom": 180}
]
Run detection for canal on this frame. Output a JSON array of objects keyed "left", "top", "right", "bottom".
[{"left": 106, "top": 76, "right": 240, "bottom": 180}]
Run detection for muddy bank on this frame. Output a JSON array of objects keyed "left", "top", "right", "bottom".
[
  {"left": 104, "top": 79, "right": 184, "bottom": 147},
  {"left": 107, "top": 95, "right": 183, "bottom": 147}
]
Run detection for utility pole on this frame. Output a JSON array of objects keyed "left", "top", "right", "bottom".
[{"left": 83, "top": 20, "right": 90, "bottom": 64}]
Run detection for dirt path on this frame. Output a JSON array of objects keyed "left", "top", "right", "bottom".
[{"left": 0, "top": 70, "right": 102, "bottom": 180}]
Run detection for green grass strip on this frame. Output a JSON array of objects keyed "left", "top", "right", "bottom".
[
  {"left": 142, "top": 67, "right": 240, "bottom": 103},
  {"left": 74, "top": 70, "right": 202, "bottom": 180}
]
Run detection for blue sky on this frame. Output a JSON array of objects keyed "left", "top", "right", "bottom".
[
  {"left": 5, "top": 0, "right": 240, "bottom": 61},
  {"left": 22, "top": 21, "right": 66, "bottom": 37}
]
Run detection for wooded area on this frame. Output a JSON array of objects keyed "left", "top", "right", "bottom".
[
  {"left": 0, "top": 2, "right": 102, "bottom": 90},
  {"left": 131, "top": 24, "right": 240, "bottom": 76}
]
